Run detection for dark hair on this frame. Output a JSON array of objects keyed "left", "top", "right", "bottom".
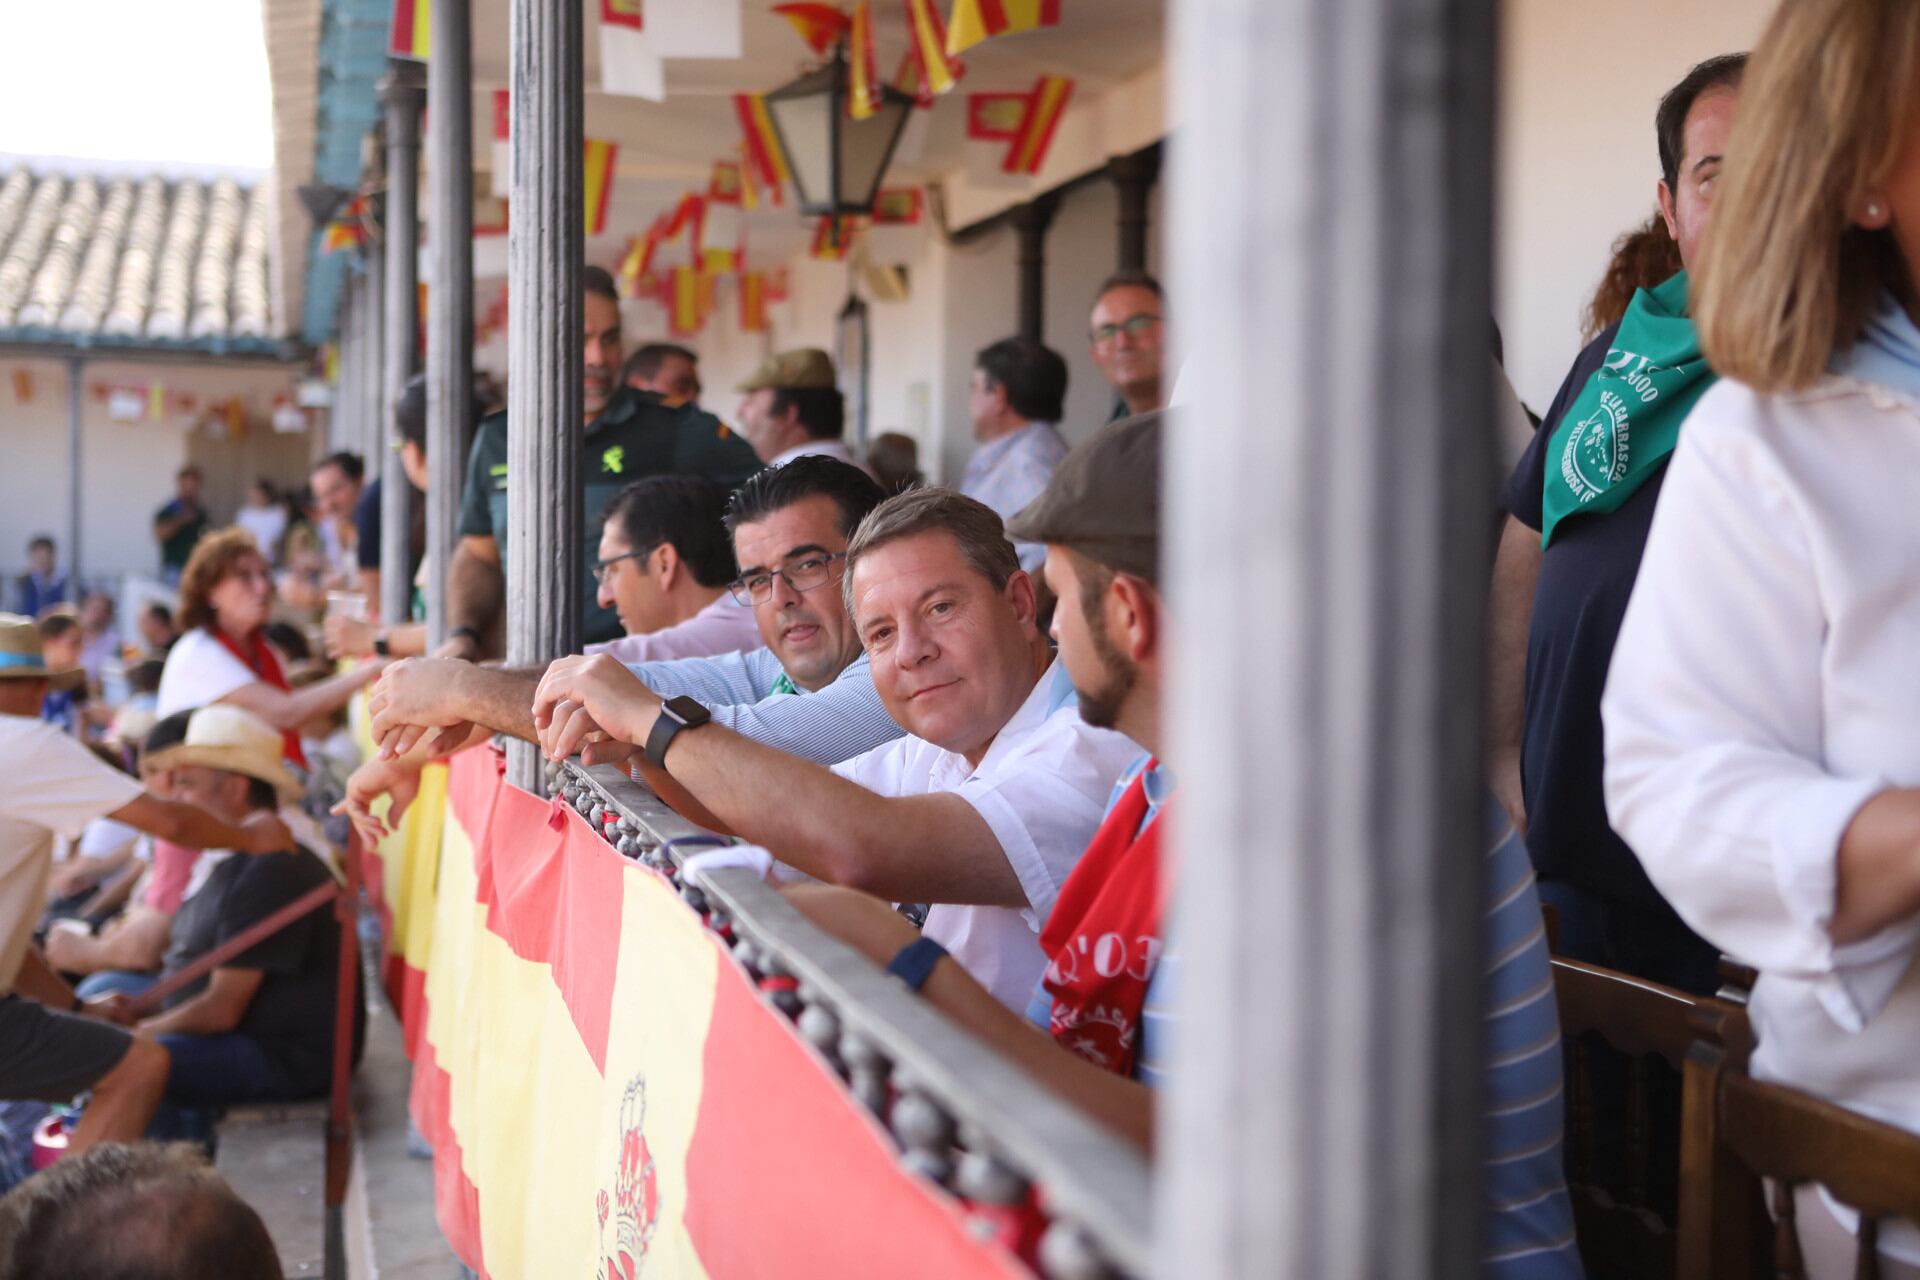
[
  {"left": 143, "top": 601, "right": 173, "bottom": 627},
  {"left": 769, "top": 387, "right": 845, "bottom": 441},
  {"left": 244, "top": 776, "right": 279, "bottom": 811},
  {"left": 975, "top": 336, "right": 1068, "bottom": 422},
  {"left": 127, "top": 658, "right": 167, "bottom": 696},
  {"left": 843, "top": 487, "right": 1021, "bottom": 616},
  {"left": 866, "top": 431, "right": 924, "bottom": 493},
  {"left": 1656, "top": 53, "right": 1748, "bottom": 193},
  {"left": 1583, "top": 212, "right": 1685, "bottom": 341},
  {"left": 582, "top": 264, "right": 621, "bottom": 304},
  {"left": 27, "top": 534, "right": 53, "bottom": 553},
  {"left": 0, "top": 1141, "right": 283, "bottom": 1280},
  {"left": 176, "top": 465, "right": 201, "bottom": 481},
  {"left": 622, "top": 342, "right": 697, "bottom": 385},
  {"left": 1093, "top": 269, "right": 1164, "bottom": 308},
  {"left": 313, "top": 450, "right": 365, "bottom": 484},
  {"left": 263, "top": 621, "right": 312, "bottom": 663},
  {"left": 394, "top": 372, "right": 428, "bottom": 453},
  {"left": 36, "top": 612, "right": 78, "bottom": 642},
  {"left": 600, "top": 476, "right": 737, "bottom": 589},
  {"left": 723, "top": 454, "right": 885, "bottom": 543},
  {"left": 144, "top": 710, "right": 194, "bottom": 757}
]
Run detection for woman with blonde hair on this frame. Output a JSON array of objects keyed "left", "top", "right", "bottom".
[
  {"left": 156, "top": 529, "right": 383, "bottom": 766},
  {"left": 1604, "top": 1, "right": 1920, "bottom": 1273}
]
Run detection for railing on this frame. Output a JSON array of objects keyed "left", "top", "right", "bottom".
[{"left": 555, "top": 759, "right": 1156, "bottom": 1279}]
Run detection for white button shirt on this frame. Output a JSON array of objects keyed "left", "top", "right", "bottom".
[
  {"left": 832, "top": 661, "right": 1142, "bottom": 1010},
  {"left": 1603, "top": 374, "right": 1920, "bottom": 1262}
]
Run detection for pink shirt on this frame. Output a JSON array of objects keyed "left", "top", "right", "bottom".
[
  {"left": 583, "top": 593, "right": 763, "bottom": 666},
  {"left": 142, "top": 839, "right": 198, "bottom": 914}
]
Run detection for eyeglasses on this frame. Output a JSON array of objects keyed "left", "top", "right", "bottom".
[
  {"left": 1090, "top": 313, "right": 1162, "bottom": 346},
  {"left": 727, "top": 551, "right": 847, "bottom": 606},
  {"left": 593, "top": 547, "right": 652, "bottom": 585}
]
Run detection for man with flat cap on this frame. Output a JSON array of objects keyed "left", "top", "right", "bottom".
[{"left": 734, "top": 347, "right": 866, "bottom": 470}]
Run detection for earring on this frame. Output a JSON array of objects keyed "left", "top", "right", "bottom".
[{"left": 1866, "top": 198, "right": 1887, "bottom": 222}]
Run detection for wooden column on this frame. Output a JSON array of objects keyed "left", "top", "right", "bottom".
[
  {"left": 504, "top": 0, "right": 583, "bottom": 791},
  {"left": 1011, "top": 194, "right": 1058, "bottom": 342},
  {"left": 1109, "top": 145, "right": 1160, "bottom": 273},
  {"left": 425, "top": 0, "right": 475, "bottom": 648},
  {"left": 1160, "top": 0, "right": 1495, "bottom": 1275},
  {"left": 380, "top": 65, "right": 426, "bottom": 627}
]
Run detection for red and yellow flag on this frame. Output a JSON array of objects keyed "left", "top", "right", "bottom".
[
  {"left": 389, "top": 0, "right": 430, "bottom": 60},
  {"left": 583, "top": 138, "right": 619, "bottom": 236},
  {"left": 772, "top": 2, "right": 850, "bottom": 54},
  {"left": 765, "top": 266, "right": 791, "bottom": 303},
  {"left": 706, "top": 160, "right": 743, "bottom": 205},
  {"left": 810, "top": 215, "right": 859, "bottom": 260},
  {"left": 600, "top": 0, "right": 644, "bottom": 31},
  {"left": 871, "top": 186, "right": 924, "bottom": 224},
  {"left": 946, "top": 0, "right": 1060, "bottom": 56},
  {"left": 903, "top": 0, "right": 963, "bottom": 97},
  {"left": 848, "top": 1, "right": 881, "bottom": 119},
  {"left": 320, "top": 195, "right": 370, "bottom": 255},
  {"left": 739, "top": 271, "right": 769, "bottom": 332},
  {"left": 968, "top": 75, "right": 1073, "bottom": 174},
  {"left": 733, "top": 94, "right": 791, "bottom": 204},
  {"left": 10, "top": 369, "right": 32, "bottom": 405},
  {"left": 669, "top": 265, "right": 703, "bottom": 334}
]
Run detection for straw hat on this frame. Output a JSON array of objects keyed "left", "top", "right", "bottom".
[
  {"left": 0, "top": 613, "right": 83, "bottom": 692},
  {"left": 150, "top": 705, "right": 305, "bottom": 802},
  {"left": 106, "top": 704, "right": 160, "bottom": 750}
]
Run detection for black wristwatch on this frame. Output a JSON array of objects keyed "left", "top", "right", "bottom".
[
  {"left": 373, "top": 633, "right": 392, "bottom": 657},
  {"left": 644, "top": 696, "right": 712, "bottom": 767}
]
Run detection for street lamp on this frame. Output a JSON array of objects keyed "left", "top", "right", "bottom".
[{"left": 762, "top": 46, "right": 915, "bottom": 229}]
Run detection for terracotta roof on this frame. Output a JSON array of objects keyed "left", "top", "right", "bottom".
[{"left": 0, "top": 164, "right": 278, "bottom": 352}]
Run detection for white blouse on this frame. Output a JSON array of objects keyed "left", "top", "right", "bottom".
[{"left": 1603, "top": 373, "right": 1920, "bottom": 1257}]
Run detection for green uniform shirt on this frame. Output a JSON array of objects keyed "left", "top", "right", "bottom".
[{"left": 457, "top": 387, "right": 762, "bottom": 643}]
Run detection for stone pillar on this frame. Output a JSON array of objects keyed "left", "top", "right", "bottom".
[
  {"left": 1011, "top": 194, "right": 1057, "bottom": 342},
  {"left": 333, "top": 275, "right": 361, "bottom": 454},
  {"left": 380, "top": 65, "right": 426, "bottom": 628},
  {"left": 504, "top": 0, "right": 583, "bottom": 791},
  {"left": 1159, "top": 0, "right": 1495, "bottom": 1275},
  {"left": 425, "top": 0, "right": 475, "bottom": 649},
  {"left": 1109, "top": 145, "right": 1160, "bottom": 273}
]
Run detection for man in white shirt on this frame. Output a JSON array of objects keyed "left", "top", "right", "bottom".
[
  {"left": 531, "top": 489, "right": 1142, "bottom": 1009},
  {"left": 733, "top": 348, "right": 864, "bottom": 470},
  {"left": 959, "top": 336, "right": 1071, "bottom": 572},
  {"left": 584, "top": 475, "right": 761, "bottom": 666},
  {"left": 0, "top": 617, "right": 292, "bottom": 1154}
]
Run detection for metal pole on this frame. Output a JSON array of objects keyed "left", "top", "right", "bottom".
[
  {"left": 425, "top": 0, "right": 475, "bottom": 649},
  {"left": 504, "top": 0, "right": 583, "bottom": 791},
  {"left": 66, "top": 357, "right": 82, "bottom": 591},
  {"left": 335, "top": 276, "right": 361, "bottom": 455},
  {"left": 361, "top": 251, "right": 385, "bottom": 474},
  {"left": 1160, "top": 0, "right": 1495, "bottom": 1274},
  {"left": 380, "top": 65, "right": 427, "bottom": 628}
]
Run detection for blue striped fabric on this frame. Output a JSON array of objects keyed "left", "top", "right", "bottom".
[
  {"left": 623, "top": 647, "right": 905, "bottom": 766},
  {"left": 1482, "top": 795, "right": 1585, "bottom": 1278}
]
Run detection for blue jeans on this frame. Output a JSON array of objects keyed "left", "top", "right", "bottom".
[{"left": 145, "top": 1033, "right": 295, "bottom": 1150}]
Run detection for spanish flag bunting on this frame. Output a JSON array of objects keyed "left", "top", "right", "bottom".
[
  {"left": 583, "top": 138, "right": 619, "bottom": 236},
  {"left": 765, "top": 266, "right": 791, "bottom": 302},
  {"left": 668, "top": 265, "right": 703, "bottom": 335},
  {"left": 848, "top": 1, "right": 882, "bottom": 120},
  {"left": 322, "top": 344, "right": 340, "bottom": 386},
  {"left": 735, "top": 143, "right": 762, "bottom": 210},
  {"left": 733, "top": 94, "right": 790, "bottom": 202},
  {"left": 810, "top": 215, "right": 858, "bottom": 260},
  {"left": 617, "top": 234, "right": 653, "bottom": 294},
  {"left": 701, "top": 202, "right": 743, "bottom": 275},
  {"left": 600, "top": 0, "right": 643, "bottom": 30},
  {"left": 967, "top": 90, "right": 1031, "bottom": 140},
  {"left": 225, "top": 397, "right": 247, "bottom": 437},
  {"left": 946, "top": 0, "right": 1060, "bottom": 56},
  {"left": 320, "top": 195, "right": 369, "bottom": 255},
  {"left": 389, "top": 0, "right": 430, "bottom": 60},
  {"left": 739, "top": 271, "right": 769, "bottom": 332},
  {"left": 772, "top": 2, "right": 850, "bottom": 54},
  {"left": 10, "top": 368, "right": 31, "bottom": 405},
  {"left": 871, "top": 186, "right": 923, "bottom": 224},
  {"left": 1005, "top": 74, "right": 1072, "bottom": 174},
  {"left": 707, "top": 160, "right": 743, "bottom": 206},
  {"left": 903, "top": 0, "right": 963, "bottom": 97},
  {"left": 633, "top": 268, "right": 663, "bottom": 301},
  {"left": 147, "top": 382, "right": 167, "bottom": 422}
]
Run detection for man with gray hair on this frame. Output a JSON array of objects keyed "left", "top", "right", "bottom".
[{"left": 532, "top": 487, "right": 1143, "bottom": 1009}]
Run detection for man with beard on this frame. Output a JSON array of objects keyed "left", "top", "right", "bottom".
[{"left": 442, "top": 267, "right": 762, "bottom": 653}]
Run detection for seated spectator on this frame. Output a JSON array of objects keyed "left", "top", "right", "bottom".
[
  {"left": 866, "top": 431, "right": 925, "bottom": 493},
  {"left": 341, "top": 457, "right": 905, "bottom": 839},
  {"left": 0, "top": 1141, "right": 284, "bottom": 1280},
  {"left": 157, "top": 530, "right": 384, "bottom": 766},
  {"left": 1605, "top": 4, "right": 1920, "bottom": 1273},
  {"left": 12, "top": 537, "right": 66, "bottom": 621},
  {"left": 622, "top": 341, "right": 703, "bottom": 407},
  {"left": 532, "top": 486, "right": 1143, "bottom": 1009},
  {"left": 960, "top": 336, "right": 1070, "bottom": 571},
  {"left": 583, "top": 476, "right": 760, "bottom": 665},
  {"left": 1, "top": 620, "right": 294, "bottom": 1154},
  {"left": 33, "top": 614, "right": 83, "bottom": 736},
  {"left": 733, "top": 349, "right": 861, "bottom": 469},
  {"left": 135, "top": 605, "right": 176, "bottom": 660},
  {"left": 1088, "top": 272, "right": 1167, "bottom": 420},
  {"left": 307, "top": 452, "right": 365, "bottom": 588},
  {"left": 86, "top": 707, "right": 363, "bottom": 1139},
  {"left": 234, "top": 479, "right": 288, "bottom": 567},
  {"left": 74, "top": 593, "right": 119, "bottom": 690}
]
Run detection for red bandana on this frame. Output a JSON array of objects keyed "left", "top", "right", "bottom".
[
  {"left": 213, "top": 628, "right": 308, "bottom": 769},
  {"left": 1038, "top": 765, "right": 1167, "bottom": 1077}
]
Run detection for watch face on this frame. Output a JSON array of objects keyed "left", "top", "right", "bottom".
[{"left": 664, "top": 695, "right": 711, "bottom": 728}]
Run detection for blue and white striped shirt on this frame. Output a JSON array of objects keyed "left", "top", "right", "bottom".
[
  {"left": 958, "top": 421, "right": 1069, "bottom": 573},
  {"left": 623, "top": 648, "right": 905, "bottom": 766}
]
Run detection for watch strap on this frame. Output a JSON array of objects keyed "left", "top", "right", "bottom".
[{"left": 885, "top": 937, "right": 949, "bottom": 992}]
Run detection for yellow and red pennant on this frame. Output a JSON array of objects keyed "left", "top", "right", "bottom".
[
  {"left": 739, "top": 271, "right": 769, "bottom": 332},
  {"left": 810, "top": 215, "right": 860, "bottom": 260},
  {"left": 772, "top": 2, "right": 850, "bottom": 54},
  {"left": 668, "top": 264, "right": 703, "bottom": 335},
  {"left": 600, "top": 0, "right": 643, "bottom": 30},
  {"left": 871, "top": 186, "right": 924, "bottom": 224},
  {"left": 968, "top": 74, "right": 1073, "bottom": 174},
  {"left": 904, "top": 0, "right": 963, "bottom": 97},
  {"left": 946, "top": 0, "right": 1060, "bottom": 56},
  {"left": 848, "top": 1, "right": 882, "bottom": 120},
  {"left": 583, "top": 138, "right": 619, "bottom": 236},
  {"left": 733, "top": 94, "right": 791, "bottom": 205},
  {"left": 389, "top": 0, "right": 430, "bottom": 60},
  {"left": 320, "top": 195, "right": 370, "bottom": 255}
]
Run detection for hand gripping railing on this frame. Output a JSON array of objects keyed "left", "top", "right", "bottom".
[{"left": 555, "top": 759, "right": 1155, "bottom": 1279}]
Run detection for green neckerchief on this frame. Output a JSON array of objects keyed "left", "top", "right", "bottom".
[
  {"left": 769, "top": 672, "right": 799, "bottom": 696},
  {"left": 1540, "top": 270, "right": 1715, "bottom": 547}
]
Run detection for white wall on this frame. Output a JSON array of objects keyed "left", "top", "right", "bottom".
[{"left": 1496, "top": 0, "right": 1765, "bottom": 411}]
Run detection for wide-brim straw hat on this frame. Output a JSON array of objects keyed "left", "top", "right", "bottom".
[
  {"left": 148, "top": 705, "right": 305, "bottom": 802},
  {"left": 0, "top": 613, "right": 84, "bottom": 692}
]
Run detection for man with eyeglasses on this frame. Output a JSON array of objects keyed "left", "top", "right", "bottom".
[
  {"left": 336, "top": 458, "right": 906, "bottom": 835},
  {"left": 582, "top": 476, "right": 760, "bottom": 665},
  {"left": 1088, "top": 271, "right": 1167, "bottom": 422}
]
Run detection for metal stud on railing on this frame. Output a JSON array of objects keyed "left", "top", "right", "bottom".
[
  {"left": 891, "top": 1087, "right": 957, "bottom": 1184},
  {"left": 681, "top": 884, "right": 708, "bottom": 915},
  {"left": 956, "top": 1147, "right": 1028, "bottom": 1207},
  {"left": 1037, "top": 1220, "right": 1118, "bottom": 1280},
  {"left": 796, "top": 999, "right": 842, "bottom": 1072},
  {"left": 840, "top": 1031, "right": 890, "bottom": 1113}
]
